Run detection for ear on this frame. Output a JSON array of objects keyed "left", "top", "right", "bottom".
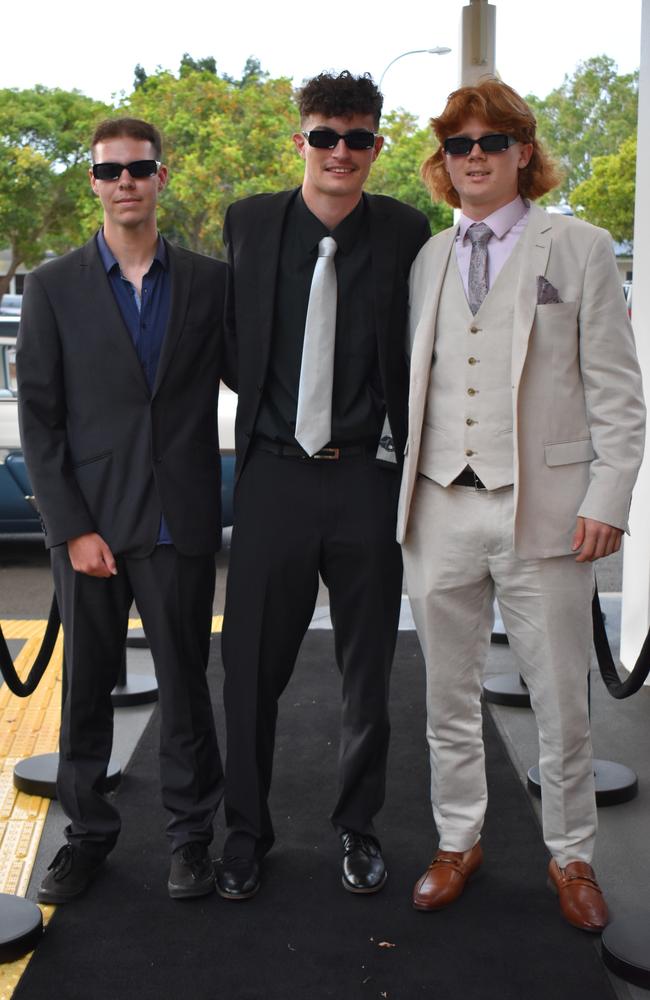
[
  {"left": 89, "top": 167, "right": 99, "bottom": 196},
  {"left": 157, "top": 164, "right": 169, "bottom": 192},
  {"left": 518, "top": 143, "right": 533, "bottom": 170},
  {"left": 292, "top": 131, "right": 307, "bottom": 160},
  {"left": 372, "top": 135, "right": 385, "bottom": 161}
]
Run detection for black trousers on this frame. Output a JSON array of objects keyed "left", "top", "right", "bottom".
[
  {"left": 51, "top": 544, "right": 223, "bottom": 859},
  {"left": 221, "top": 448, "right": 403, "bottom": 858}
]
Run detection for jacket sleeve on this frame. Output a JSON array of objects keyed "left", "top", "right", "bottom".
[
  {"left": 16, "top": 272, "right": 96, "bottom": 546},
  {"left": 576, "top": 228, "right": 646, "bottom": 531},
  {"left": 220, "top": 206, "right": 238, "bottom": 393}
]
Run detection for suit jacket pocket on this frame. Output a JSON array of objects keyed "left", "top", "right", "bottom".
[
  {"left": 71, "top": 450, "right": 112, "bottom": 469},
  {"left": 544, "top": 439, "right": 595, "bottom": 467}
]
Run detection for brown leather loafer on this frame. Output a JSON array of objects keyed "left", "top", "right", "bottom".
[
  {"left": 548, "top": 859, "right": 609, "bottom": 932},
  {"left": 412, "top": 842, "right": 483, "bottom": 911}
]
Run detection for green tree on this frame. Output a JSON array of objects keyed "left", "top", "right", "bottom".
[
  {"left": 368, "top": 110, "right": 452, "bottom": 233},
  {"left": 123, "top": 64, "right": 302, "bottom": 257},
  {"left": 570, "top": 134, "right": 636, "bottom": 245},
  {"left": 527, "top": 55, "right": 638, "bottom": 203},
  {"left": 0, "top": 86, "right": 110, "bottom": 299}
]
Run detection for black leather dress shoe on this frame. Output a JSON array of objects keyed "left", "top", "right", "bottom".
[
  {"left": 340, "top": 831, "right": 387, "bottom": 894},
  {"left": 168, "top": 842, "right": 215, "bottom": 899},
  {"left": 215, "top": 856, "right": 261, "bottom": 900},
  {"left": 37, "top": 844, "right": 104, "bottom": 904}
]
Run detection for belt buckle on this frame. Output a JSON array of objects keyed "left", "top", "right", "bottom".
[{"left": 313, "top": 447, "right": 340, "bottom": 460}]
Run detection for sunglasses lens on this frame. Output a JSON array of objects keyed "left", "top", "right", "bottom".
[
  {"left": 444, "top": 137, "right": 472, "bottom": 156},
  {"left": 308, "top": 130, "right": 338, "bottom": 148},
  {"left": 93, "top": 162, "right": 121, "bottom": 180},
  {"left": 479, "top": 134, "right": 510, "bottom": 152},
  {"left": 128, "top": 160, "right": 159, "bottom": 177},
  {"left": 345, "top": 130, "right": 375, "bottom": 150}
]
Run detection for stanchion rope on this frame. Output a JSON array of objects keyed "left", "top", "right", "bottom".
[
  {"left": 0, "top": 593, "right": 61, "bottom": 697},
  {"left": 593, "top": 584, "right": 650, "bottom": 699}
]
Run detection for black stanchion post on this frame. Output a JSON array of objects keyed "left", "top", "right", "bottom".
[{"left": 0, "top": 894, "right": 43, "bottom": 963}]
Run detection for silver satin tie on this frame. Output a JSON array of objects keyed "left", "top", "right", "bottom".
[
  {"left": 467, "top": 222, "right": 493, "bottom": 315},
  {"left": 295, "top": 236, "right": 338, "bottom": 456}
]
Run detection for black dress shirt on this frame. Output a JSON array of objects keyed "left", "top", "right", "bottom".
[{"left": 255, "top": 192, "right": 383, "bottom": 446}]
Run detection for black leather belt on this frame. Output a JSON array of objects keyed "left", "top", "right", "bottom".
[
  {"left": 451, "top": 466, "right": 487, "bottom": 489},
  {"left": 253, "top": 440, "right": 374, "bottom": 460}
]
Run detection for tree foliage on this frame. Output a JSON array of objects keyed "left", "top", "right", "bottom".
[
  {"left": 0, "top": 86, "right": 111, "bottom": 298},
  {"left": 368, "top": 110, "right": 452, "bottom": 232},
  {"left": 570, "top": 134, "right": 636, "bottom": 246},
  {"left": 527, "top": 56, "right": 638, "bottom": 204}
]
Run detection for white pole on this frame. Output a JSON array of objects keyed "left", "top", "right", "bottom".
[
  {"left": 460, "top": 0, "right": 497, "bottom": 86},
  {"left": 620, "top": 0, "right": 650, "bottom": 674}
]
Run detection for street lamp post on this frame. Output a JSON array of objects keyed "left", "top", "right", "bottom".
[{"left": 379, "top": 47, "right": 451, "bottom": 91}]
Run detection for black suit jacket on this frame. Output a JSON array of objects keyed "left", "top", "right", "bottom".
[
  {"left": 223, "top": 189, "right": 430, "bottom": 478},
  {"left": 17, "top": 235, "right": 227, "bottom": 556}
]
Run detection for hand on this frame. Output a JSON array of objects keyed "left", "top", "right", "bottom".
[
  {"left": 67, "top": 532, "right": 118, "bottom": 577},
  {"left": 571, "top": 517, "right": 622, "bottom": 563}
]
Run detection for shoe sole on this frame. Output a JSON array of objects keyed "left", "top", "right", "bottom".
[
  {"left": 37, "top": 889, "right": 85, "bottom": 905},
  {"left": 168, "top": 878, "right": 215, "bottom": 900},
  {"left": 341, "top": 870, "right": 388, "bottom": 895},
  {"left": 216, "top": 881, "right": 261, "bottom": 901}
]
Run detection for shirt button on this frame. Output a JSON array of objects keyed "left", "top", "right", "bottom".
[
  {"left": 467, "top": 388, "right": 477, "bottom": 396},
  {"left": 468, "top": 357, "right": 478, "bottom": 365},
  {"left": 465, "top": 449, "right": 475, "bottom": 457},
  {"left": 466, "top": 418, "right": 476, "bottom": 426}
]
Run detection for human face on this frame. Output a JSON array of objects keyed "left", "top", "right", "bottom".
[
  {"left": 89, "top": 136, "right": 168, "bottom": 232},
  {"left": 443, "top": 117, "right": 532, "bottom": 219},
  {"left": 293, "top": 113, "right": 383, "bottom": 206}
]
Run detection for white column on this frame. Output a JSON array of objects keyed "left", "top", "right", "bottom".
[
  {"left": 620, "top": 0, "right": 650, "bottom": 673},
  {"left": 460, "top": 0, "right": 496, "bottom": 86}
]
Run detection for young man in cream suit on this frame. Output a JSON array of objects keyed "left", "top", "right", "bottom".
[{"left": 398, "top": 80, "right": 645, "bottom": 932}]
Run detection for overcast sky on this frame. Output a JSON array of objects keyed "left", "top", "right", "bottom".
[{"left": 2, "top": 0, "right": 642, "bottom": 125}]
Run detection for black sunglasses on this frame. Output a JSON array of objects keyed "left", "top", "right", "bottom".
[
  {"left": 92, "top": 159, "right": 161, "bottom": 181},
  {"left": 302, "top": 129, "right": 377, "bottom": 150},
  {"left": 443, "top": 134, "right": 518, "bottom": 156}
]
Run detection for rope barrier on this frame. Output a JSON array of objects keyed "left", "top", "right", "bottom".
[
  {"left": 0, "top": 593, "right": 61, "bottom": 696},
  {"left": 593, "top": 585, "right": 650, "bottom": 699}
]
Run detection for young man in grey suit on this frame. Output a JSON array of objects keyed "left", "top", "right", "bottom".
[
  {"left": 17, "top": 118, "right": 226, "bottom": 902},
  {"left": 398, "top": 80, "right": 645, "bottom": 931},
  {"left": 218, "top": 72, "right": 430, "bottom": 899}
]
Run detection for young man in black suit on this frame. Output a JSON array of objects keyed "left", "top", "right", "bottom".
[
  {"left": 17, "top": 118, "right": 226, "bottom": 902},
  {"left": 218, "top": 72, "right": 430, "bottom": 899}
]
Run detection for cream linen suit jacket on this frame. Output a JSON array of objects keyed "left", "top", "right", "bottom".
[{"left": 397, "top": 203, "right": 646, "bottom": 559}]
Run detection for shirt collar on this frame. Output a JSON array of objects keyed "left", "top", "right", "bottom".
[
  {"left": 458, "top": 195, "right": 528, "bottom": 243},
  {"left": 295, "top": 191, "right": 366, "bottom": 256},
  {"left": 96, "top": 228, "right": 168, "bottom": 274}
]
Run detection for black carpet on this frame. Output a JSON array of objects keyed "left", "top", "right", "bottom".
[{"left": 15, "top": 633, "right": 615, "bottom": 1000}]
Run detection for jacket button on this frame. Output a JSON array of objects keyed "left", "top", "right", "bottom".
[
  {"left": 465, "top": 449, "right": 475, "bottom": 457},
  {"left": 468, "top": 357, "right": 478, "bottom": 365},
  {"left": 470, "top": 325, "right": 479, "bottom": 334},
  {"left": 466, "top": 418, "right": 476, "bottom": 426},
  {"left": 467, "top": 388, "right": 477, "bottom": 396}
]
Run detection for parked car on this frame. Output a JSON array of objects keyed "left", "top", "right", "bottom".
[{"left": 0, "top": 312, "right": 236, "bottom": 534}]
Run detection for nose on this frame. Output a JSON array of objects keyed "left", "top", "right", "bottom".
[
  {"left": 467, "top": 140, "right": 486, "bottom": 157},
  {"left": 117, "top": 166, "right": 135, "bottom": 184}
]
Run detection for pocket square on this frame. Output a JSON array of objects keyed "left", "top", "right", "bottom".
[{"left": 537, "top": 276, "right": 563, "bottom": 305}]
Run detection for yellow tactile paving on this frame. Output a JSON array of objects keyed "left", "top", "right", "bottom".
[{"left": 0, "top": 613, "right": 223, "bottom": 992}]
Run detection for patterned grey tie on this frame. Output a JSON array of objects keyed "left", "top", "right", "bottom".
[
  {"left": 295, "top": 236, "right": 338, "bottom": 456},
  {"left": 467, "top": 222, "right": 493, "bottom": 315}
]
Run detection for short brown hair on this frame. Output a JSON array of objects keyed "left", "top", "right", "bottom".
[
  {"left": 91, "top": 117, "right": 163, "bottom": 160},
  {"left": 298, "top": 71, "right": 383, "bottom": 129},
  {"left": 421, "top": 79, "right": 561, "bottom": 207}
]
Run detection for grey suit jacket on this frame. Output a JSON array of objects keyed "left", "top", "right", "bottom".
[
  {"left": 17, "top": 234, "right": 228, "bottom": 556},
  {"left": 397, "top": 204, "right": 646, "bottom": 558}
]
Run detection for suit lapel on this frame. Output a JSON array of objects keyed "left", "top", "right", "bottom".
[
  {"left": 153, "top": 241, "right": 191, "bottom": 397},
  {"left": 79, "top": 236, "right": 150, "bottom": 395},
  {"left": 250, "top": 190, "right": 296, "bottom": 380},
  {"left": 511, "top": 203, "right": 552, "bottom": 387}
]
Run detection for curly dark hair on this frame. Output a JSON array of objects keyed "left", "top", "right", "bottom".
[
  {"left": 421, "top": 79, "right": 561, "bottom": 207},
  {"left": 297, "top": 71, "right": 383, "bottom": 128},
  {"left": 91, "top": 117, "right": 163, "bottom": 160}
]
